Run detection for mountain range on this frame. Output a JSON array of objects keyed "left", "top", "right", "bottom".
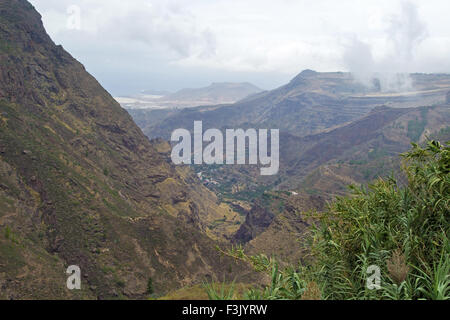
[
  {"left": 1, "top": 0, "right": 449, "bottom": 300},
  {"left": 135, "top": 70, "right": 450, "bottom": 140},
  {"left": 116, "top": 82, "right": 263, "bottom": 110},
  {"left": 128, "top": 69, "right": 450, "bottom": 263}
]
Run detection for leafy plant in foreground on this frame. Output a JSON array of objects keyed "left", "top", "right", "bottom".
[{"left": 207, "top": 140, "right": 449, "bottom": 300}]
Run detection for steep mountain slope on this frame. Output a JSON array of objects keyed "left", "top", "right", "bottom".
[
  {"left": 278, "top": 104, "right": 450, "bottom": 192},
  {"left": 185, "top": 104, "right": 449, "bottom": 199},
  {"left": 232, "top": 205, "right": 274, "bottom": 244},
  {"left": 127, "top": 70, "right": 450, "bottom": 265},
  {"left": 0, "top": 0, "right": 253, "bottom": 299},
  {"left": 243, "top": 193, "right": 325, "bottom": 264},
  {"left": 219, "top": 103, "right": 450, "bottom": 262}
]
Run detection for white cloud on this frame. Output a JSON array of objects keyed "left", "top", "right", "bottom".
[{"left": 28, "top": 0, "right": 450, "bottom": 93}]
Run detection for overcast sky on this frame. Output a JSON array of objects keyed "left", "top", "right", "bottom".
[{"left": 29, "top": 0, "right": 450, "bottom": 96}]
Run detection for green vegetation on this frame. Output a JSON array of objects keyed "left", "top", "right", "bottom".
[
  {"left": 0, "top": 39, "right": 15, "bottom": 54},
  {"left": 431, "top": 126, "right": 450, "bottom": 142},
  {"left": 368, "top": 147, "right": 387, "bottom": 161},
  {"left": 407, "top": 108, "right": 428, "bottom": 142},
  {"left": 210, "top": 141, "right": 449, "bottom": 300},
  {"left": 349, "top": 159, "right": 368, "bottom": 165},
  {"left": 3, "top": 225, "right": 11, "bottom": 239},
  {"left": 2, "top": 225, "right": 19, "bottom": 244},
  {"left": 203, "top": 280, "right": 236, "bottom": 300},
  {"left": 147, "top": 277, "right": 154, "bottom": 295}
]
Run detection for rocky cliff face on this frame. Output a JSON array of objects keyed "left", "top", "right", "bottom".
[
  {"left": 232, "top": 205, "right": 274, "bottom": 244},
  {"left": 0, "top": 0, "right": 252, "bottom": 299}
]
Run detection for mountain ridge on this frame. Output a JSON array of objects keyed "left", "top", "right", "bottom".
[
  {"left": 136, "top": 70, "right": 450, "bottom": 140},
  {"left": 117, "top": 82, "right": 263, "bottom": 110}
]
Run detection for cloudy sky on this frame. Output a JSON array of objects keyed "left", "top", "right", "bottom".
[{"left": 29, "top": 0, "right": 450, "bottom": 95}]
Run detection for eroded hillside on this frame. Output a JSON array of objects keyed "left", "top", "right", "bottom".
[{"left": 0, "top": 0, "right": 254, "bottom": 299}]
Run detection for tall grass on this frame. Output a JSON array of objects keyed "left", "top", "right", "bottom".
[
  {"left": 208, "top": 140, "right": 449, "bottom": 300},
  {"left": 203, "top": 280, "right": 236, "bottom": 300}
]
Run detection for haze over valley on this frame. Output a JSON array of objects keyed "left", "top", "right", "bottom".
[{"left": 115, "top": 82, "right": 263, "bottom": 109}]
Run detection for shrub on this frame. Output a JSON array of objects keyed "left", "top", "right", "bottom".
[
  {"left": 147, "top": 277, "right": 154, "bottom": 295},
  {"left": 211, "top": 140, "right": 449, "bottom": 300},
  {"left": 4, "top": 226, "right": 11, "bottom": 239}
]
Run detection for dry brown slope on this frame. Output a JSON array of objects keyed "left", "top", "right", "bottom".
[{"left": 0, "top": 0, "right": 252, "bottom": 299}]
